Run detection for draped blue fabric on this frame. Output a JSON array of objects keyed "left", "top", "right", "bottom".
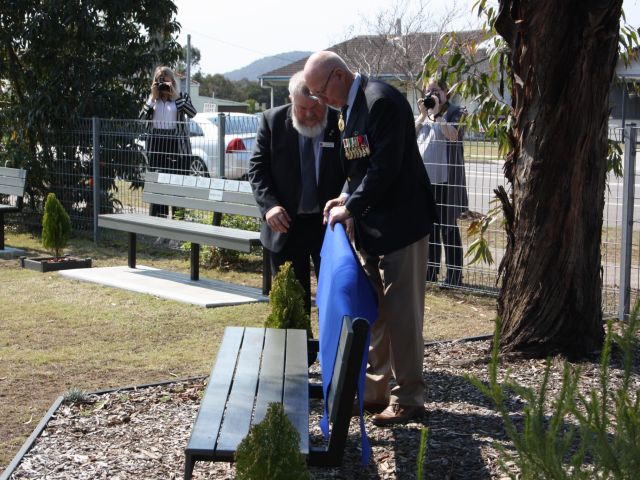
[{"left": 316, "top": 223, "right": 378, "bottom": 465}]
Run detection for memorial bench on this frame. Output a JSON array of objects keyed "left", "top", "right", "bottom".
[
  {"left": 0, "top": 167, "right": 27, "bottom": 251},
  {"left": 98, "top": 171, "right": 271, "bottom": 294},
  {"left": 184, "top": 316, "right": 369, "bottom": 479}
]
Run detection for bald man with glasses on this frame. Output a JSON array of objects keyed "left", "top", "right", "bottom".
[{"left": 304, "top": 51, "right": 438, "bottom": 427}]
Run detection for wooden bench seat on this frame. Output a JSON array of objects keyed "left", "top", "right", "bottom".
[
  {"left": 0, "top": 167, "right": 27, "bottom": 251},
  {"left": 184, "top": 316, "right": 369, "bottom": 479},
  {"left": 98, "top": 172, "right": 271, "bottom": 293}
]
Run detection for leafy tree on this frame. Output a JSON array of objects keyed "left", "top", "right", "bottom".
[
  {"left": 0, "top": 1, "right": 182, "bottom": 220},
  {"left": 427, "top": 1, "right": 640, "bottom": 356},
  {"left": 175, "top": 44, "right": 201, "bottom": 75},
  {"left": 42, "top": 192, "right": 71, "bottom": 258}
]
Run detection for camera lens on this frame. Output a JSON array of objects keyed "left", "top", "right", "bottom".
[{"left": 423, "top": 96, "right": 436, "bottom": 109}]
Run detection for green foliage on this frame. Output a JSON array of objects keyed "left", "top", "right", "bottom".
[
  {"left": 235, "top": 402, "right": 311, "bottom": 480},
  {"left": 265, "top": 262, "right": 311, "bottom": 336},
  {"left": 41, "top": 193, "right": 71, "bottom": 258},
  {"left": 63, "top": 387, "right": 88, "bottom": 405},
  {"left": 0, "top": 1, "right": 181, "bottom": 214},
  {"left": 416, "top": 427, "right": 429, "bottom": 479},
  {"left": 181, "top": 213, "right": 261, "bottom": 269},
  {"left": 467, "top": 305, "right": 640, "bottom": 479}
]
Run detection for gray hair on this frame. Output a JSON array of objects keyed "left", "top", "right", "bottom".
[{"left": 288, "top": 71, "right": 311, "bottom": 98}]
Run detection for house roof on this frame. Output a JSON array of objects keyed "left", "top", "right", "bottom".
[{"left": 259, "top": 30, "right": 486, "bottom": 82}]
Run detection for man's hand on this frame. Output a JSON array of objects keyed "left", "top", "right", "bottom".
[
  {"left": 323, "top": 197, "right": 346, "bottom": 225},
  {"left": 327, "top": 205, "right": 351, "bottom": 229},
  {"left": 344, "top": 217, "right": 355, "bottom": 241},
  {"left": 265, "top": 206, "right": 290, "bottom": 233}
]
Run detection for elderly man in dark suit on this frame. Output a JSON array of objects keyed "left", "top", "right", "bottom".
[
  {"left": 304, "top": 51, "right": 438, "bottom": 426},
  {"left": 248, "top": 71, "right": 344, "bottom": 314}
]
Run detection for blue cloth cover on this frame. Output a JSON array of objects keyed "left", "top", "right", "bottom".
[{"left": 316, "top": 223, "right": 378, "bottom": 465}]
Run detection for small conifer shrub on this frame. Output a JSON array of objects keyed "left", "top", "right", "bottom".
[
  {"left": 265, "top": 261, "right": 311, "bottom": 336},
  {"left": 41, "top": 193, "right": 71, "bottom": 258},
  {"left": 235, "top": 402, "right": 310, "bottom": 480}
]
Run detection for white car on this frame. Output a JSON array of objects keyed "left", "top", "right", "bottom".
[{"left": 187, "top": 112, "right": 259, "bottom": 179}]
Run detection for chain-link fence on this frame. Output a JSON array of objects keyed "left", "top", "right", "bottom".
[{"left": 4, "top": 117, "right": 638, "bottom": 320}]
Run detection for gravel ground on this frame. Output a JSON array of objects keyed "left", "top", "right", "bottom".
[{"left": 7, "top": 337, "right": 639, "bottom": 480}]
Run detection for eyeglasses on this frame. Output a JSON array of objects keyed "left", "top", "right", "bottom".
[{"left": 309, "top": 68, "right": 336, "bottom": 100}]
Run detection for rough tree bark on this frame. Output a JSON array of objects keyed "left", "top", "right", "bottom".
[{"left": 495, "top": 0, "right": 622, "bottom": 357}]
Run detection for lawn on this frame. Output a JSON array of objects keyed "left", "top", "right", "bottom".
[{"left": 0, "top": 230, "right": 496, "bottom": 470}]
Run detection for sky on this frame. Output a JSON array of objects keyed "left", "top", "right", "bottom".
[{"left": 174, "top": 0, "right": 640, "bottom": 76}]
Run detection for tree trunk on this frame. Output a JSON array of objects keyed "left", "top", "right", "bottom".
[{"left": 494, "top": 0, "right": 622, "bottom": 357}]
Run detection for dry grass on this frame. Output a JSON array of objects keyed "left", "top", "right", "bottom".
[{"left": 0, "top": 230, "right": 496, "bottom": 471}]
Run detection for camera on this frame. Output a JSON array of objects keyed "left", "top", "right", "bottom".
[
  {"left": 155, "top": 76, "right": 171, "bottom": 92},
  {"left": 422, "top": 91, "right": 437, "bottom": 110}
]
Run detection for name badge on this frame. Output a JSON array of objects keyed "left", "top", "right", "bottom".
[{"left": 320, "top": 141, "right": 334, "bottom": 148}]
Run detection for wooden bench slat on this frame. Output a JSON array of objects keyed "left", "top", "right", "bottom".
[
  {"left": 215, "top": 327, "right": 265, "bottom": 458},
  {"left": 0, "top": 167, "right": 27, "bottom": 179},
  {"left": 252, "top": 329, "right": 286, "bottom": 425},
  {"left": 284, "top": 328, "right": 310, "bottom": 455},
  {"left": 0, "top": 176, "right": 26, "bottom": 189},
  {"left": 98, "top": 214, "right": 260, "bottom": 252},
  {"left": 142, "top": 192, "right": 260, "bottom": 218},
  {"left": 186, "top": 327, "right": 245, "bottom": 457}
]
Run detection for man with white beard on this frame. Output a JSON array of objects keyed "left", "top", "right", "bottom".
[{"left": 249, "top": 71, "right": 344, "bottom": 314}]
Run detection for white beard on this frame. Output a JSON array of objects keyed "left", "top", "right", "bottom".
[{"left": 292, "top": 108, "right": 328, "bottom": 138}]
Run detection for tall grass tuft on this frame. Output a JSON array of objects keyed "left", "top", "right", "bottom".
[{"left": 467, "top": 305, "right": 639, "bottom": 479}]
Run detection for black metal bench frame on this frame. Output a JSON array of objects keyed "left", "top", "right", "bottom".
[
  {"left": 0, "top": 167, "right": 27, "bottom": 251},
  {"left": 98, "top": 172, "right": 271, "bottom": 294},
  {"left": 184, "top": 316, "right": 369, "bottom": 479}
]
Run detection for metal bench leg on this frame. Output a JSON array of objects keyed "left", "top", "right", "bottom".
[
  {"left": 128, "top": 232, "right": 136, "bottom": 269},
  {"left": 191, "top": 243, "right": 200, "bottom": 281},
  {"left": 184, "top": 453, "right": 195, "bottom": 480},
  {"left": 0, "top": 213, "right": 5, "bottom": 250},
  {"left": 262, "top": 248, "right": 271, "bottom": 295}
]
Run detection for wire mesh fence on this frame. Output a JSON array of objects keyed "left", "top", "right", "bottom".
[{"left": 4, "top": 116, "right": 638, "bottom": 320}]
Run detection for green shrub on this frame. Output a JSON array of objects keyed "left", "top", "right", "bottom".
[
  {"left": 467, "top": 306, "right": 640, "bottom": 479},
  {"left": 41, "top": 192, "right": 71, "bottom": 258},
  {"left": 235, "top": 402, "right": 310, "bottom": 480},
  {"left": 265, "top": 261, "right": 310, "bottom": 336}
]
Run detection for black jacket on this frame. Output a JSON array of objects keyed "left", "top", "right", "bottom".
[
  {"left": 248, "top": 104, "right": 345, "bottom": 252},
  {"left": 343, "top": 76, "right": 437, "bottom": 255}
]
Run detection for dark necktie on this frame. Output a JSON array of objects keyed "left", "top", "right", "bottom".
[{"left": 300, "top": 136, "right": 318, "bottom": 213}]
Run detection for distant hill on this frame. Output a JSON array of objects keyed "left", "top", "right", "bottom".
[{"left": 224, "top": 51, "right": 311, "bottom": 81}]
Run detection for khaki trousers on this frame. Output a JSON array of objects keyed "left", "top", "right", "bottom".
[{"left": 359, "top": 235, "right": 428, "bottom": 407}]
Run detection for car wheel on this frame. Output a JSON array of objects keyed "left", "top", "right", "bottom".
[{"left": 189, "top": 157, "right": 209, "bottom": 177}]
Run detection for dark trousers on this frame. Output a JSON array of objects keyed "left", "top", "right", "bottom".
[
  {"left": 269, "top": 213, "right": 324, "bottom": 315},
  {"left": 148, "top": 128, "right": 180, "bottom": 217},
  {"left": 427, "top": 183, "right": 464, "bottom": 285}
]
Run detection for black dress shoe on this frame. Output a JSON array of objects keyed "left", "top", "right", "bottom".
[{"left": 371, "top": 404, "right": 424, "bottom": 426}]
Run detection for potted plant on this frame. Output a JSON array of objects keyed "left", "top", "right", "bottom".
[
  {"left": 20, "top": 193, "right": 92, "bottom": 272},
  {"left": 265, "top": 261, "right": 317, "bottom": 366}
]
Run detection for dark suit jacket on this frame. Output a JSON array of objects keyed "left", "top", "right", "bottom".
[
  {"left": 343, "top": 76, "right": 438, "bottom": 256},
  {"left": 249, "top": 104, "right": 345, "bottom": 252}
]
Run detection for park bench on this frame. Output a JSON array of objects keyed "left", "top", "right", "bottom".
[
  {"left": 0, "top": 167, "right": 27, "bottom": 252},
  {"left": 98, "top": 171, "right": 271, "bottom": 294},
  {"left": 183, "top": 316, "right": 369, "bottom": 479}
]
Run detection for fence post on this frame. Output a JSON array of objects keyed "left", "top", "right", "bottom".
[
  {"left": 92, "top": 117, "right": 100, "bottom": 243},
  {"left": 213, "top": 113, "right": 226, "bottom": 226},
  {"left": 619, "top": 124, "right": 636, "bottom": 321}
]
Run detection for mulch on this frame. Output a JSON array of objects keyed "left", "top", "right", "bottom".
[{"left": 7, "top": 337, "right": 639, "bottom": 480}]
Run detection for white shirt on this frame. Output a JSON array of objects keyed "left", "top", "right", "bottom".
[
  {"left": 417, "top": 122, "right": 448, "bottom": 184},
  {"left": 147, "top": 98, "right": 178, "bottom": 130}
]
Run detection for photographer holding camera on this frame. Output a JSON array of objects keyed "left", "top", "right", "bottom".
[
  {"left": 139, "top": 66, "right": 196, "bottom": 217},
  {"left": 416, "top": 77, "right": 468, "bottom": 287}
]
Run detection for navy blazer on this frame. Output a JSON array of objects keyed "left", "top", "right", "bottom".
[
  {"left": 343, "top": 76, "right": 438, "bottom": 255},
  {"left": 248, "top": 104, "right": 345, "bottom": 253}
]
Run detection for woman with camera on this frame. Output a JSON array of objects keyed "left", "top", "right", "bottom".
[
  {"left": 415, "top": 77, "right": 468, "bottom": 287},
  {"left": 139, "top": 66, "right": 196, "bottom": 217}
]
